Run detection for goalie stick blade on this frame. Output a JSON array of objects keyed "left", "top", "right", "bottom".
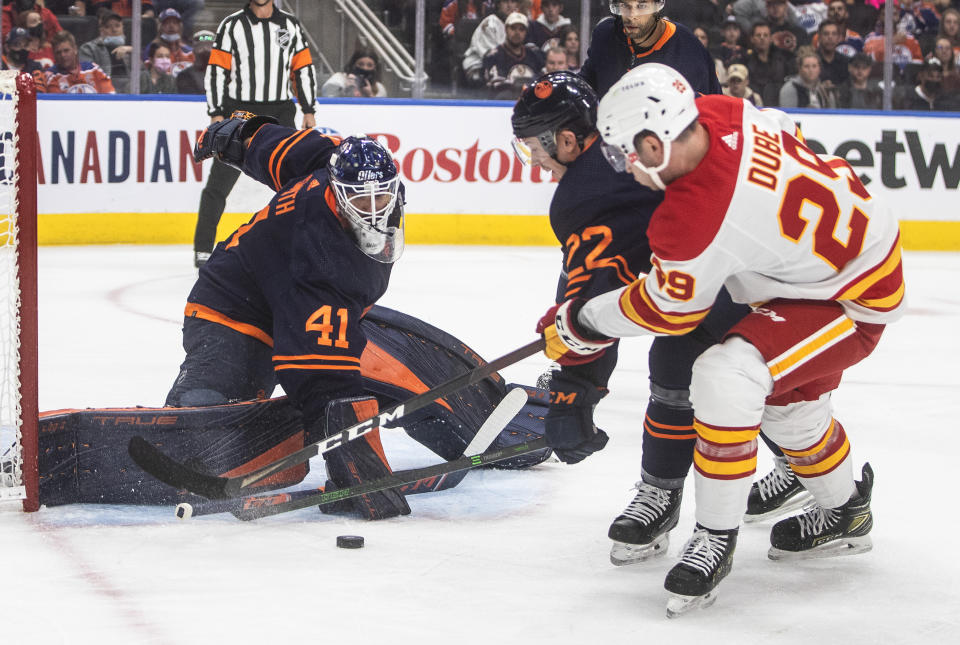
[
  {"left": 137, "top": 339, "right": 545, "bottom": 500},
  {"left": 127, "top": 436, "right": 231, "bottom": 500}
]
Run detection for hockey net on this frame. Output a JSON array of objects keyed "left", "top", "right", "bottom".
[{"left": 0, "top": 71, "right": 38, "bottom": 512}]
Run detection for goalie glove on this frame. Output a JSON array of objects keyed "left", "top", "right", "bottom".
[
  {"left": 536, "top": 299, "right": 615, "bottom": 366},
  {"left": 194, "top": 110, "right": 279, "bottom": 168}
]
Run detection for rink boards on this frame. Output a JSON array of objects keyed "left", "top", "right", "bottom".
[{"left": 30, "top": 95, "right": 960, "bottom": 250}]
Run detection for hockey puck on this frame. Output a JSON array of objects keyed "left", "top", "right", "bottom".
[{"left": 336, "top": 535, "right": 364, "bottom": 549}]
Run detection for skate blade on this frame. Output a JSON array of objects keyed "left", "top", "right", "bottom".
[
  {"left": 768, "top": 535, "right": 872, "bottom": 561},
  {"left": 743, "top": 491, "right": 814, "bottom": 523},
  {"left": 665, "top": 590, "right": 718, "bottom": 618},
  {"left": 609, "top": 534, "right": 669, "bottom": 566}
]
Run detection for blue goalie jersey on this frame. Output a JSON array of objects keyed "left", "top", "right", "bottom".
[{"left": 185, "top": 125, "right": 396, "bottom": 423}]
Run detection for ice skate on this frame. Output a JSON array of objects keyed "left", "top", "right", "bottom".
[
  {"left": 744, "top": 455, "right": 813, "bottom": 522},
  {"left": 664, "top": 524, "right": 738, "bottom": 618},
  {"left": 768, "top": 463, "right": 874, "bottom": 561},
  {"left": 608, "top": 483, "right": 682, "bottom": 565}
]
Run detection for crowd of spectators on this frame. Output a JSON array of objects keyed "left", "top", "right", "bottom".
[
  {"left": 1, "top": 0, "right": 207, "bottom": 94},
  {"left": 431, "top": 0, "right": 960, "bottom": 109},
  {"left": 5, "top": 0, "right": 960, "bottom": 111}
]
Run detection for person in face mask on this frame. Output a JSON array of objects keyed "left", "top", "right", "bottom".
[
  {"left": 321, "top": 47, "right": 388, "bottom": 97},
  {"left": 902, "top": 55, "right": 947, "bottom": 110},
  {"left": 79, "top": 10, "right": 133, "bottom": 92},
  {"left": 18, "top": 8, "right": 53, "bottom": 69},
  {"left": 3, "top": 0, "right": 62, "bottom": 47},
  {"left": 176, "top": 29, "right": 213, "bottom": 94},
  {"left": 139, "top": 41, "right": 178, "bottom": 94},
  {"left": 142, "top": 7, "right": 194, "bottom": 76},
  {"left": 0, "top": 26, "right": 45, "bottom": 90}
]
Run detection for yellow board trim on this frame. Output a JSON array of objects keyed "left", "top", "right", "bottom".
[
  {"left": 899, "top": 220, "right": 960, "bottom": 251},
  {"left": 33, "top": 214, "right": 960, "bottom": 249}
]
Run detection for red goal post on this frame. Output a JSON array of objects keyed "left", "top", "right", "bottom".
[{"left": 0, "top": 71, "right": 38, "bottom": 512}]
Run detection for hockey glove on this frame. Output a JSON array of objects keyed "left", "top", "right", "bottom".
[
  {"left": 194, "top": 110, "right": 279, "bottom": 168},
  {"left": 545, "top": 371, "right": 609, "bottom": 464},
  {"left": 317, "top": 395, "right": 411, "bottom": 521},
  {"left": 537, "top": 299, "right": 614, "bottom": 366}
]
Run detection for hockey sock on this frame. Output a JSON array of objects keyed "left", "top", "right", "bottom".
[{"left": 641, "top": 389, "right": 697, "bottom": 488}]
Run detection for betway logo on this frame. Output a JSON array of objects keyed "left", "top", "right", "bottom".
[{"left": 800, "top": 126, "right": 960, "bottom": 190}]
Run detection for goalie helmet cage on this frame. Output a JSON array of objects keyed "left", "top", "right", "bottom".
[{"left": 0, "top": 72, "right": 39, "bottom": 512}]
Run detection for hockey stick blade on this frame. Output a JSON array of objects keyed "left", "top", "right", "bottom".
[
  {"left": 180, "top": 438, "right": 549, "bottom": 521},
  {"left": 177, "top": 387, "right": 530, "bottom": 519},
  {"left": 132, "top": 338, "right": 545, "bottom": 499},
  {"left": 462, "top": 387, "right": 528, "bottom": 456},
  {"left": 128, "top": 435, "right": 231, "bottom": 499}
]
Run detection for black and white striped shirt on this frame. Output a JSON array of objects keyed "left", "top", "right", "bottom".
[{"left": 205, "top": 5, "right": 317, "bottom": 116}]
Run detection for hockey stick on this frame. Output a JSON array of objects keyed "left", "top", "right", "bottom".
[
  {"left": 176, "top": 387, "right": 530, "bottom": 520},
  {"left": 185, "top": 438, "right": 548, "bottom": 521},
  {"left": 129, "top": 338, "right": 545, "bottom": 500}
]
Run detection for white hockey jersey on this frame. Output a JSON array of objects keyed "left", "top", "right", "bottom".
[{"left": 582, "top": 95, "right": 905, "bottom": 339}]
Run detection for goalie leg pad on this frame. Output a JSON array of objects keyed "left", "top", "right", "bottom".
[
  {"left": 39, "top": 398, "right": 307, "bottom": 506},
  {"left": 320, "top": 396, "right": 411, "bottom": 520}
]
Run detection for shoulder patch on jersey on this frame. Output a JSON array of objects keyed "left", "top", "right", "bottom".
[{"left": 722, "top": 132, "right": 739, "bottom": 151}]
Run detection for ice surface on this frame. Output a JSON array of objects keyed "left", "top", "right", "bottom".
[{"left": 1, "top": 245, "right": 958, "bottom": 644}]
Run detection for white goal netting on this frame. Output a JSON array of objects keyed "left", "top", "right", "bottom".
[{"left": 0, "top": 71, "right": 27, "bottom": 503}]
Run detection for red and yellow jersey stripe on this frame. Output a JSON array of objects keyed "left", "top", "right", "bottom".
[
  {"left": 833, "top": 233, "right": 905, "bottom": 314},
  {"left": 617, "top": 277, "right": 711, "bottom": 336}
]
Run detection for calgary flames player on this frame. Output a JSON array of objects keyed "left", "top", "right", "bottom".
[
  {"left": 537, "top": 64, "right": 905, "bottom": 616},
  {"left": 168, "top": 112, "right": 410, "bottom": 521}
]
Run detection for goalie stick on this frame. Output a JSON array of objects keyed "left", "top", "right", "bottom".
[
  {"left": 184, "top": 438, "right": 548, "bottom": 521},
  {"left": 177, "top": 387, "right": 530, "bottom": 520},
  {"left": 129, "top": 338, "right": 545, "bottom": 500}
]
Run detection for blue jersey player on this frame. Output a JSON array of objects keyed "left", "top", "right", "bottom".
[
  {"left": 166, "top": 113, "right": 410, "bottom": 520},
  {"left": 512, "top": 72, "right": 801, "bottom": 566},
  {"left": 580, "top": 1, "right": 721, "bottom": 97}
]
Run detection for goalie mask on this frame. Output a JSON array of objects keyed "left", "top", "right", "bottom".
[
  {"left": 329, "top": 136, "right": 404, "bottom": 263},
  {"left": 597, "top": 63, "right": 698, "bottom": 190},
  {"left": 511, "top": 71, "right": 598, "bottom": 166}
]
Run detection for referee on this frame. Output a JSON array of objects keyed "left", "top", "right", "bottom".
[{"left": 194, "top": 0, "right": 318, "bottom": 267}]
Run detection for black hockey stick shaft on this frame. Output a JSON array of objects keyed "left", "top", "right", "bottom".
[
  {"left": 178, "top": 388, "right": 530, "bottom": 519},
  {"left": 179, "top": 438, "right": 549, "bottom": 521},
  {"left": 129, "top": 338, "right": 545, "bottom": 499}
]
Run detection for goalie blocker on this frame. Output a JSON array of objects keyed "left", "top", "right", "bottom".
[{"left": 35, "top": 306, "right": 552, "bottom": 507}]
